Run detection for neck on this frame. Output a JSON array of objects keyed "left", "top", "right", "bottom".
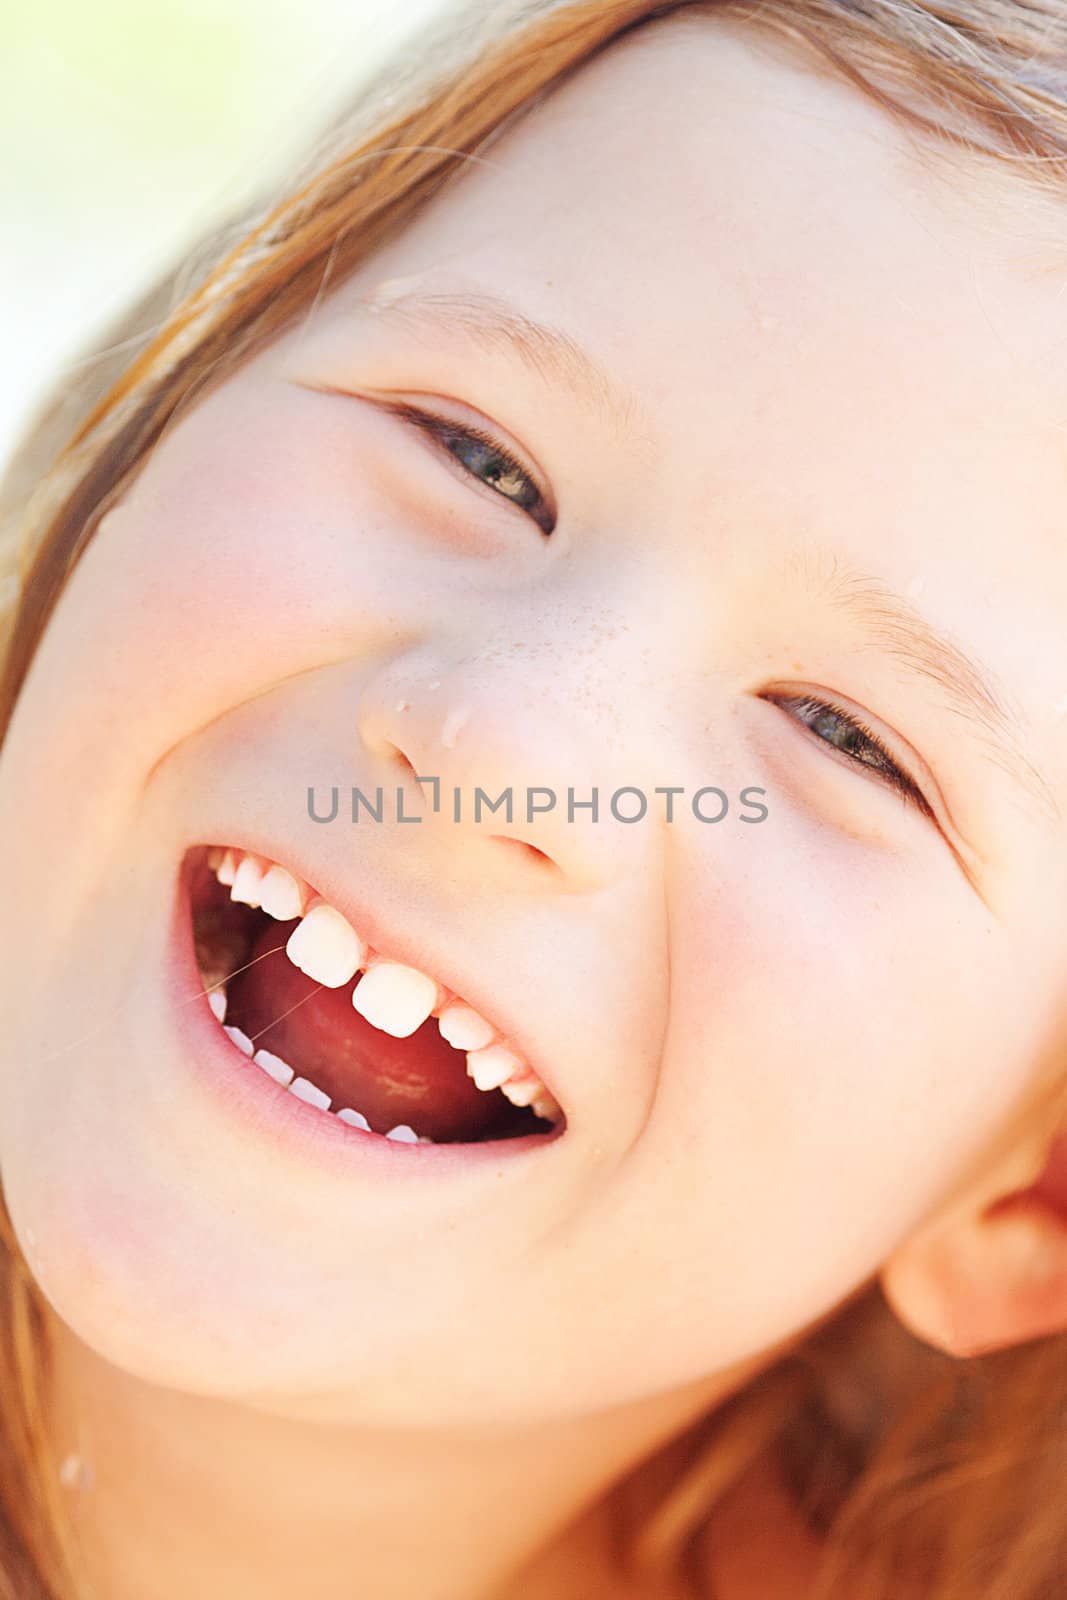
[{"left": 42, "top": 1302, "right": 780, "bottom": 1600}]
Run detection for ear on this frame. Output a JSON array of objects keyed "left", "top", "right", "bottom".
[{"left": 880, "top": 1121, "right": 1067, "bottom": 1359}]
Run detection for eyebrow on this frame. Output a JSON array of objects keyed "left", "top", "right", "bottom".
[
  {"left": 358, "top": 284, "right": 643, "bottom": 437},
  {"left": 790, "top": 548, "right": 1059, "bottom": 822}
]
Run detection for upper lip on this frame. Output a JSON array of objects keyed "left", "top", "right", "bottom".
[{"left": 189, "top": 839, "right": 567, "bottom": 1121}]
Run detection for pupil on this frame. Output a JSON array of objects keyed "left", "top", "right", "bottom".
[
  {"left": 814, "top": 708, "right": 860, "bottom": 756},
  {"left": 466, "top": 442, "right": 510, "bottom": 490},
  {"left": 453, "top": 435, "right": 538, "bottom": 511}
]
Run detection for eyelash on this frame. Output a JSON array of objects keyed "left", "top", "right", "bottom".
[
  {"left": 385, "top": 401, "right": 555, "bottom": 536},
  {"left": 764, "top": 691, "right": 934, "bottom": 818}
]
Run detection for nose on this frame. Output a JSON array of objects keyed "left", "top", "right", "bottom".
[{"left": 354, "top": 610, "right": 666, "bottom": 894}]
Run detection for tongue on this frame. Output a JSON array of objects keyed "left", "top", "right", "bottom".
[{"left": 226, "top": 919, "right": 511, "bottom": 1143}]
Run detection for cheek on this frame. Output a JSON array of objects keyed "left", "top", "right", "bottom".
[
  {"left": 604, "top": 824, "right": 1045, "bottom": 1363},
  {"left": 0, "top": 371, "right": 435, "bottom": 957},
  {"left": 4, "top": 374, "right": 432, "bottom": 810}
]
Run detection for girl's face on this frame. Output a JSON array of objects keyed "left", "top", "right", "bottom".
[{"left": 2, "top": 16, "right": 1067, "bottom": 1426}]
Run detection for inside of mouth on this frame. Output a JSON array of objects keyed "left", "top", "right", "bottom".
[{"left": 187, "top": 847, "right": 561, "bottom": 1146}]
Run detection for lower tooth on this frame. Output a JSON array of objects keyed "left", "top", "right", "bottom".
[
  {"left": 289, "top": 1077, "right": 331, "bottom": 1110},
  {"left": 253, "top": 1049, "right": 294, "bottom": 1086},
  {"left": 204, "top": 978, "right": 442, "bottom": 1136},
  {"left": 336, "top": 1108, "right": 371, "bottom": 1130}
]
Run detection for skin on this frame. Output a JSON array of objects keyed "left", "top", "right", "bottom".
[{"left": 2, "top": 12, "right": 1067, "bottom": 1597}]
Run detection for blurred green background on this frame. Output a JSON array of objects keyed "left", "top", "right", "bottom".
[{"left": 1, "top": 0, "right": 449, "bottom": 469}]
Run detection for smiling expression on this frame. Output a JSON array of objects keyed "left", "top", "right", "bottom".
[{"left": 2, "top": 15, "right": 1067, "bottom": 1426}]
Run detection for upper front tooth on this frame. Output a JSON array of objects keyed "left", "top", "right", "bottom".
[
  {"left": 438, "top": 1002, "right": 495, "bottom": 1052},
  {"left": 258, "top": 864, "right": 305, "bottom": 921},
  {"left": 216, "top": 849, "right": 237, "bottom": 886},
  {"left": 285, "top": 902, "right": 365, "bottom": 988},
  {"left": 465, "top": 1043, "right": 524, "bottom": 1092},
  {"left": 352, "top": 962, "right": 438, "bottom": 1038},
  {"left": 231, "top": 855, "right": 265, "bottom": 907}
]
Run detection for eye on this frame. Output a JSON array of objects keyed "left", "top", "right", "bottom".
[
  {"left": 383, "top": 400, "right": 555, "bottom": 536},
  {"left": 762, "top": 690, "right": 934, "bottom": 819}
]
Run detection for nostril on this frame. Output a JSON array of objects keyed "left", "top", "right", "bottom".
[
  {"left": 489, "top": 837, "right": 559, "bottom": 874},
  {"left": 387, "top": 744, "right": 418, "bottom": 779}
]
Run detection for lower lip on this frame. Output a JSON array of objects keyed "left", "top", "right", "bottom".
[{"left": 165, "top": 853, "right": 566, "bottom": 1180}]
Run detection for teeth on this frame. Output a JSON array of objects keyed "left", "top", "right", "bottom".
[
  {"left": 285, "top": 902, "right": 365, "bottom": 988},
  {"left": 289, "top": 1076, "right": 331, "bottom": 1110},
  {"left": 438, "top": 1002, "right": 495, "bottom": 1052},
  {"left": 465, "top": 1043, "right": 524, "bottom": 1092},
  {"left": 203, "top": 846, "right": 563, "bottom": 1135},
  {"left": 231, "top": 855, "right": 266, "bottom": 908},
  {"left": 253, "top": 1048, "right": 294, "bottom": 1087},
  {"left": 531, "top": 1091, "right": 562, "bottom": 1123},
  {"left": 258, "top": 864, "right": 306, "bottom": 921},
  {"left": 500, "top": 1074, "right": 543, "bottom": 1108},
  {"left": 352, "top": 962, "right": 438, "bottom": 1038},
  {"left": 336, "top": 1108, "right": 371, "bottom": 1130}
]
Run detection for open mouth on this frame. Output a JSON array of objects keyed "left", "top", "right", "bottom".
[{"left": 187, "top": 846, "right": 565, "bottom": 1147}]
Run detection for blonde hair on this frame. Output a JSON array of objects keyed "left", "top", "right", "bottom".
[{"left": 3, "top": 3, "right": 1067, "bottom": 1594}]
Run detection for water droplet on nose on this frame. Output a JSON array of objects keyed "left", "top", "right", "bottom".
[{"left": 441, "top": 707, "right": 470, "bottom": 749}]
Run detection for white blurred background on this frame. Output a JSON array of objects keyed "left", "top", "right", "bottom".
[{"left": 1, "top": 0, "right": 451, "bottom": 473}]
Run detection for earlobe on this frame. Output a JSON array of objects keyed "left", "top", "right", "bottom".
[{"left": 880, "top": 1128, "right": 1067, "bottom": 1360}]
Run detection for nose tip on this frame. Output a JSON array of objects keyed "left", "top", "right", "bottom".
[
  {"left": 355, "top": 652, "right": 657, "bottom": 894},
  {"left": 375, "top": 717, "right": 549, "bottom": 855}
]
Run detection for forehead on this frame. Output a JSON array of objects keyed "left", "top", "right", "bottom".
[
  {"left": 365, "top": 14, "right": 1067, "bottom": 373},
  {"left": 325, "top": 15, "right": 1067, "bottom": 784}
]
